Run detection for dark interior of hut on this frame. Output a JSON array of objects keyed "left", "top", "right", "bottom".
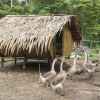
[{"left": 53, "top": 31, "right": 63, "bottom": 56}]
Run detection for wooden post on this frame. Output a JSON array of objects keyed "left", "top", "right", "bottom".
[
  {"left": 39, "top": 63, "right": 40, "bottom": 74},
  {"left": 1, "top": 57, "right": 4, "bottom": 68},
  {"left": 14, "top": 57, "right": 17, "bottom": 65},
  {"left": 22, "top": 57, "right": 27, "bottom": 69}
]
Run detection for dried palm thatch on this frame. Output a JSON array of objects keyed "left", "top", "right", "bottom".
[{"left": 0, "top": 15, "right": 81, "bottom": 57}]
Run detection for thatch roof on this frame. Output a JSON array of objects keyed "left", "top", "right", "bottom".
[{"left": 0, "top": 15, "right": 81, "bottom": 57}]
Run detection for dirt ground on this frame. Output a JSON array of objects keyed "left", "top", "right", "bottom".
[{"left": 0, "top": 59, "right": 100, "bottom": 100}]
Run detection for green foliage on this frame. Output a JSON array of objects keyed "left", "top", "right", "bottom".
[{"left": 0, "top": 0, "right": 100, "bottom": 43}]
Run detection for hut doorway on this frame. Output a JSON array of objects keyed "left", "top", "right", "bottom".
[
  {"left": 54, "top": 27, "right": 74, "bottom": 57},
  {"left": 54, "top": 31, "right": 63, "bottom": 55}
]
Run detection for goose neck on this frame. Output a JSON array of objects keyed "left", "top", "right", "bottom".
[
  {"left": 51, "top": 58, "right": 57, "bottom": 71},
  {"left": 84, "top": 51, "right": 88, "bottom": 65},
  {"left": 73, "top": 55, "right": 77, "bottom": 65},
  {"left": 60, "top": 57, "right": 65, "bottom": 72}
]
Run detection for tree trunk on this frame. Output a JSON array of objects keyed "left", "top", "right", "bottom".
[{"left": 11, "top": 0, "right": 13, "bottom": 8}]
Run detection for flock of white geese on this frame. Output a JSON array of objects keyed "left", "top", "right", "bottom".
[{"left": 38, "top": 47, "right": 97, "bottom": 96}]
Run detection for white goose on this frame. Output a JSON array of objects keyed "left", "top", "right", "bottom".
[
  {"left": 39, "top": 58, "right": 57, "bottom": 86},
  {"left": 83, "top": 50, "right": 96, "bottom": 73},
  {"left": 50, "top": 78, "right": 66, "bottom": 96},
  {"left": 50, "top": 57, "right": 66, "bottom": 95},
  {"left": 67, "top": 54, "right": 78, "bottom": 75}
]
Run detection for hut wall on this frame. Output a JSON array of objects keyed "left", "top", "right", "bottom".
[{"left": 63, "top": 26, "right": 74, "bottom": 56}]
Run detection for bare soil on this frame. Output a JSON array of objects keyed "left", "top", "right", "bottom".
[{"left": 0, "top": 60, "right": 100, "bottom": 100}]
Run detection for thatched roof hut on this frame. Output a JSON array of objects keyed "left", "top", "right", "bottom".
[{"left": 0, "top": 15, "right": 81, "bottom": 58}]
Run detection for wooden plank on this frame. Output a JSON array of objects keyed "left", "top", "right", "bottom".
[{"left": 63, "top": 26, "right": 74, "bottom": 56}]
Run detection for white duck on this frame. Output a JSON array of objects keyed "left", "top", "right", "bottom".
[
  {"left": 50, "top": 57, "right": 66, "bottom": 95},
  {"left": 39, "top": 58, "right": 57, "bottom": 86}
]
